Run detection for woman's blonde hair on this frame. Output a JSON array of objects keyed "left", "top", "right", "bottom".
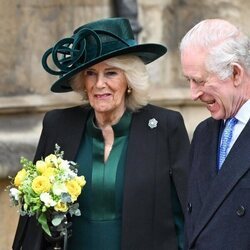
[{"left": 70, "top": 55, "right": 150, "bottom": 111}]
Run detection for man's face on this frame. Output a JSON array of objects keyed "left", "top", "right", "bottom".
[{"left": 181, "top": 47, "right": 240, "bottom": 120}]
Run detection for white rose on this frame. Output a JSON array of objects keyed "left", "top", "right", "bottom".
[
  {"left": 59, "top": 160, "right": 77, "bottom": 179},
  {"left": 10, "top": 188, "right": 21, "bottom": 201},
  {"left": 52, "top": 182, "right": 67, "bottom": 196},
  {"left": 58, "top": 160, "right": 70, "bottom": 170},
  {"left": 40, "top": 192, "right": 57, "bottom": 207}
]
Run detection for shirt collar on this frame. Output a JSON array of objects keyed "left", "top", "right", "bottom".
[
  {"left": 235, "top": 99, "right": 250, "bottom": 125},
  {"left": 87, "top": 110, "right": 132, "bottom": 139}
]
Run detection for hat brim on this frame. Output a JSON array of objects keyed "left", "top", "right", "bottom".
[{"left": 50, "top": 43, "right": 167, "bottom": 93}]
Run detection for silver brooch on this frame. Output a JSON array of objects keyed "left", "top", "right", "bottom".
[{"left": 148, "top": 118, "right": 158, "bottom": 129}]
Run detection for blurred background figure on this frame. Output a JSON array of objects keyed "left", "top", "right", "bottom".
[{"left": 113, "top": 0, "right": 142, "bottom": 40}]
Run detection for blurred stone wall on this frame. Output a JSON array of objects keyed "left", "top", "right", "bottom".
[{"left": 1, "top": 0, "right": 250, "bottom": 248}]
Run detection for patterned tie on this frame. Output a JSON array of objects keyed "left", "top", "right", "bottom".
[{"left": 218, "top": 117, "right": 238, "bottom": 170}]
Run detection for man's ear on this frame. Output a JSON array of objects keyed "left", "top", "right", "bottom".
[{"left": 231, "top": 63, "right": 243, "bottom": 87}]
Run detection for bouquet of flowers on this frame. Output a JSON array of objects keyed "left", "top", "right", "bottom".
[{"left": 7, "top": 144, "right": 86, "bottom": 249}]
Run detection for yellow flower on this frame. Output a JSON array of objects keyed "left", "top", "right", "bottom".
[
  {"left": 44, "top": 154, "right": 58, "bottom": 168},
  {"left": 42, "top": 167, "right": 57, "bottom": 178},
  {"left": 14, "top": 169, "right": 27, "bottom": 187},
  {"left": 36, "top": 160, "right": 47, "bottom": 174},
  {"left": 75, "top": 176, "right": 86, "bottom": 188},
  {"left": 55, "top": 201, "right": 68, "bottom": 212},
  {"left": 32, "top": 176, "right": 51, "bottom": 194},
  {"left": 66, "top": 180, "right": 81, "bottom": 202}
]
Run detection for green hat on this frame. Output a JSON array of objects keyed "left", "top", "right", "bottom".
[{"left": 42, "top": 17, "right": 167, "bottom": 93}]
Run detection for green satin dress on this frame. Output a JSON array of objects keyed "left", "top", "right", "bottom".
[{"left": 68, "top": 110, "right": 131, "bottom": 250}]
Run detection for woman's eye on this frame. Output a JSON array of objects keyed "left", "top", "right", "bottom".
[
  {"left": 85, "top": 70, "right": 96, "bottom": 76},
  {"left": 106, "top": 71, "right": 118, "bottom": 77}
]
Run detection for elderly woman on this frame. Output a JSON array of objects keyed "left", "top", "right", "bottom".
[{"left": 13, "top": 18, "right": 190, "bottom": 250}]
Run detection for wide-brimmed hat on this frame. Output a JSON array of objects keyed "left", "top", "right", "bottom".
[{"left": 42, "top": 17, "right": 167, "bottom": 93}]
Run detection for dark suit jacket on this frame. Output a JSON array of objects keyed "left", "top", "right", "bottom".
[
  {"left": 185, "top": 117, "right": 250, "bottom": 250},
  {"left": 13, "top": 104, "right": 190, "bottom": 250}
]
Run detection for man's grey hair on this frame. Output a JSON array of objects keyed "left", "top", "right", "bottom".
[{"left": 179, "top": 19, "right": 250, "bottom": 79}]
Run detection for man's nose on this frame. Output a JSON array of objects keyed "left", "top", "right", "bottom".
[{"left": 190, "top": 82, "right": 203, "bottom": 101}]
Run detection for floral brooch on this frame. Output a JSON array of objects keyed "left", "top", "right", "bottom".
[{"left": 148, "top": 118, "right": 158, "bottom": 129}]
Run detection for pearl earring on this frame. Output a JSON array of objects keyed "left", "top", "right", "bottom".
[{"left": 127, "top": 87, "right": 132, "bottom": 94}]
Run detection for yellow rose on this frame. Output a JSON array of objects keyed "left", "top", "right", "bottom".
[
  {"left": 44, "top": 154, "right": 58, "bottom": 168},
  {"left": 75, "top": 176, "right": 86, "bottom": 188},
  {"left": 66, "top": 180, "right": 81, "bottom": 202},
  {"left": 55, "top": 201, "right": 68, "bottom": 212},
  {"left": 36, "top": 160, "right": 47, "bottom": 174},
  {"left": 14, "top": 169, "right": 26, "bottom": 187},
  {"left": 32, "top": 176, "right": 51, "bottom": 194},
  {"left": 42, "top": 167, "right": 57, "bottom": 178}
]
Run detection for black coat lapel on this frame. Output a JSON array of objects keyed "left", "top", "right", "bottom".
[
  {"left": 121, "top": 106, "right": 159, "bottom": 249},
  {"left": 196, "top": 119, "right": 221, "bottom": 199},
  {"left": 191, "top": 120, "right": 250, "bottom": 245},
  {"left": 52, "top": 106, "right": 91, "bottom": 161}
]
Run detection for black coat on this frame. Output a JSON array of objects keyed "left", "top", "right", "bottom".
[
  {"left": 185, "top": 117, "right": 250, "bottom": 250},
  {"left": 13, "top": 104, "right": 190, "bottom": 250}
]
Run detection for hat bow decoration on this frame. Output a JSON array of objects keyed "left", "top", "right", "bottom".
[{"left": 42, "top": 29, "right": 131, "bottom": 77}]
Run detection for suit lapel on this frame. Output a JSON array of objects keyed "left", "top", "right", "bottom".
[
  {"left": 191, "top": 119, "right": 250, "bottom": 245},
  {"left": 123, "top": 106, "right": 158, "bottom": 211},
  {"left": 196, "top": 119, "right": 220, "bottom": 199},
  {"left": 121, "top": 106, "right": 159, "bottom": 248}
]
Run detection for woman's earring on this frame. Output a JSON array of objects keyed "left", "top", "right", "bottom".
[{"left": 127, "top": 87, "right": 132, "bottom": 94}]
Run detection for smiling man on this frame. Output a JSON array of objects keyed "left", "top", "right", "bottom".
[{"left": 179, "top": 19, "right": 250, "bottom": 250}]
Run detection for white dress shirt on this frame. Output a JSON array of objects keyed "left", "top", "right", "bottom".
[{"left": 227, "top": 99, "right": 250, "bottom": 154}]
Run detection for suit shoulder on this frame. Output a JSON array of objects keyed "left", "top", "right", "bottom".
[
  {"left": 145, "top": 104, "right": 184, "bottom": 119},
  {"left": 194, "top": 116, "right": 216, "bottom": 137},
  {"left": 140, "top": 104, "right": 187, "bottom": 133},
  {"left": 195, "top": 116, "right": 213, "bottom": 129},
  {"left": 44, "top": 105, "right": 90, "bottom": 122}
]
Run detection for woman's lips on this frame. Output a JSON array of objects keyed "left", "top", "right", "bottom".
[{"left": 95, "top": 93, "right": 111, "bottom": 99}]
